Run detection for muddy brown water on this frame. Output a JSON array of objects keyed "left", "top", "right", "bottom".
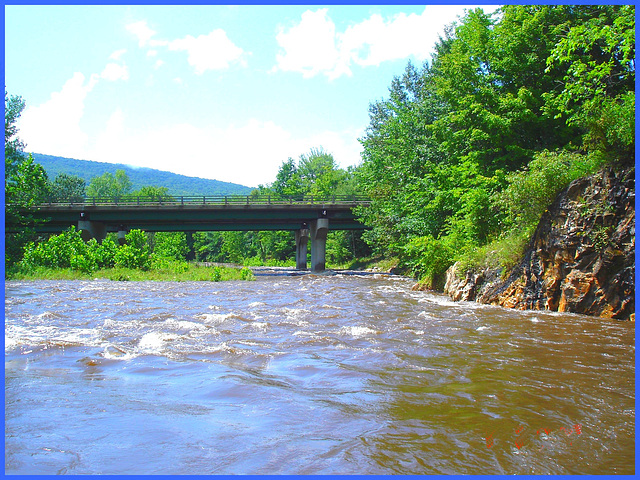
[{"left": 4, "top": 271, "right": 635, "bottom": 474}]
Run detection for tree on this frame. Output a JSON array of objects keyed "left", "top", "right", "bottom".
[
  {"left": 271, "top": 158, "right": 300, "bottom": 196},
  {"left": 355, "top": 5, "right": 634, "bottom": 283},
  {"left": 86, "top": 169, "right": 132, "bottom": 198},
  {"left": 5, "top": 92, "right": 50, "bottom": 268},
  {"left": 135, "top": 185, "right": 171, "bottom": 200},
  {"left": 545, "top": 5, "right": 635, "bottom": 163},
  {"left": 49, "top": 173, "right": 86, "bottom": 202},
  {"left": 5, "top": 92, "right": 27, "bottom": 180}
]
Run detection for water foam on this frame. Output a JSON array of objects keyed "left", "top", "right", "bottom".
[
  {"left": 138, "top": 331, "right": 176, "bottom": 353},
  {"left": 340, "top": 326, "right": 378, "bottom": 337}
]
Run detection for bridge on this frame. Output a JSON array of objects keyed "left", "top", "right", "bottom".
[{"left": 10, "top": 194, "right": 370, "bottom": 272}]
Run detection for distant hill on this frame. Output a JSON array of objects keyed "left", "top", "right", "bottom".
[{"left": 30, "top": 153, "right": 253, "bottom": 197}]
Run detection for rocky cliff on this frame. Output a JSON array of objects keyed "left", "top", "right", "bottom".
[{"left": 444, "top": 166, "right": 635, "bottom": 321}]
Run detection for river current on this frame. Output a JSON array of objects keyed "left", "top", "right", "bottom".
[{"left": 4, "top": 271, "right": 635, "bottom": 474}]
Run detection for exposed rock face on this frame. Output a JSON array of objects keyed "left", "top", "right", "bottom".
[{"left": 444, "top": 167, "right": 635, "bottom": 321}]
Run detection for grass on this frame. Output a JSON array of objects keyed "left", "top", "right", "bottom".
[{"left": 7, "top": 262, "right": 255, "bottom": 282}]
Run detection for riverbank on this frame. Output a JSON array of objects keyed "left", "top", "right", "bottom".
[
  {"left": 442, "top": 166, "right": 635, "bottom": 321},
  {"left": 7, "top": 262, "right": 255, "bottom": 282}
]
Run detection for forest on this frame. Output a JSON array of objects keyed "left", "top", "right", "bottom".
[
  {"left": 5, "top": 5, "right": 635, "bottom": 283},
  {"left": 32, "top": 153, "right": 252, "bottom": 197}
]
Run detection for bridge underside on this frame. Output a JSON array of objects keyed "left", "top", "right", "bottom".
[
  {"left": 15, "top": 203, "right": 367, "bottom": 272},
  {"left": 23, "top": 205, "right": 365, "bottom": 234}
]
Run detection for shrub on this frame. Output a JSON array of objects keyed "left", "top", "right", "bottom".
[
  {"left": 499, "top": 150, "right": 605, "bottom": 232},
  {"left": 21, "top": 227, "right": 88, "bottom": 270},
  {"left": 114, "top": 230, "right": 150, "bottom": 269},
  {"left": 153, "top": 232, "right": 189, "bottom": 261},
  {"left": 400, "top": 235, "right": 456, "bottom": 289}
]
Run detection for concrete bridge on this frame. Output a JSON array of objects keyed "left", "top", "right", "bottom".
[{"left": 11, "top": 195, "right": 370, "bottom": 272}]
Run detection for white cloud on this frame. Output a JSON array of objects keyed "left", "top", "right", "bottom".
[
  {"left": 101, "top": 62, "right": 129, "bottom": 81},
  {"left": 85, "top": 117, "right": 361, "bottom": 187},
  {"left": 94, "top": 108, "right": 125, "bottom": 155},
  {"left": 126, "top": 19, "right": 247, "bottom": 74},
  {"left": 109, "top": 49, "right": 127, "bottom": 61},
  {"left": 19, "top": 67, "right": 361, "bottom": 186},
  {"left": 273, "top": 9, "right": 343, "bottom": 79},
  {"left": 18, "top": 72, "right": 99, "bottom": 159},
  {"left": 126, "top": 20, "right": 157, "bottom": 47},
  {"left": 273, "top": 5, "right": 489, "bottom": 79},
  {"left": 168, "top": 29, "right": 247, "bottom": 74}
]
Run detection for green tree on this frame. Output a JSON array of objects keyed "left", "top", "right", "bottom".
[
  {"left": 355, "top": 5, "right": 634, "bottom": 283},
  {"left": 271, "top": 158, "right": 301, "bottom": 196},
  {"left": 5, "top": 92, "right": 51, "bottom": 268},
  {"left": 86, "top": 169, "right": 132, "bottom": 198},
  {"left": 153, "top": 232, "right": 189, "bottom": 261},
  {"left": 545, "top": 5, "right": 635, "bottom": 163},
  {"left": 135, "top": 185, "right": 171, "bottom": 201},
  {"left": 49, "top": 173, "right": 86, "bottom": 202},
  {"left": 5, "top": 92, "right": 26, "bottom": 181}
]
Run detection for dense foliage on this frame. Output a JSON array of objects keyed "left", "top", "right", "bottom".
[
  {"left": 356, "top": 4, "right": 634, "bottom": 287},
  {"left": 5, "top": 92, "right": 51, "bottom": 266},
  {"left": 16, "top": 227, "right": 253, "bottom": 281}
]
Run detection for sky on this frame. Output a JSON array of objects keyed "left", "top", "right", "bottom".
[{"left": 5, "top": 4, "right": 499, "bottom": 188}]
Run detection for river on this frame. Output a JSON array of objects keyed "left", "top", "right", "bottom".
[{"left": 4, "top": 271, "right": 635, "bottom": 474}]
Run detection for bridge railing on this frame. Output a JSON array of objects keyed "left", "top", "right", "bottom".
[{"left": 36, "top": 194, "right": 371, "bottom": 207}]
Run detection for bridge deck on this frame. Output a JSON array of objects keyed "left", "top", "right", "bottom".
[{"left": 11, "top": 195, "right": 370, "bottom": 233}]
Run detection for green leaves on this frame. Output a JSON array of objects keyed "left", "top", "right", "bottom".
[
  {"left": 153, "top": 232, "right": 189, "bottom": 261},
  {"left": 86, "top": 169, "right": 132, "bottom": 198},
  {"left": 49, "top": 173, "right": 86, "bottom": 202},
  {"left": 499, "top": 150, "right": 605, "bottom": 232},
  {"left": 547, "top": 6, "right": 635, "bottom": 109},
  {"left": 21, "top": 228, "right": 151, "bottom": 273},
  {"left": 356, "top": 5, "right": 634, "bottom": 281}
]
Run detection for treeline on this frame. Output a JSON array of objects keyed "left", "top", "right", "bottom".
[
  {"left": 356, "top": 4, "right": 634, "bottom": 286},
  {"left": 31, "top": 153, "right": 252, "bottom": 197},
  {"left": 6, "top": 5, "right": 634, "bottom": 283}
]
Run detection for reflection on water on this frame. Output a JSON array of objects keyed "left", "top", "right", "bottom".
[{"left": 4, "top": 274, "right": 635, "bottom": 474}]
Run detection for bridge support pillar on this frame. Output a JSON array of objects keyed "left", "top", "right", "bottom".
[
  {"left": 117, "top": 230, "right": 127, "bottom": 245},
  {"left": 310, "top": 218, "right": 329, "bottom": 272},
  {"left": 295, "top": 228, "right": 309, "bottom": 270},
  {"left": 78, "top": 220, "right": 106, "bottom": 243}
]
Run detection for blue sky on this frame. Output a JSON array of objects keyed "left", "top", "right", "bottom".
[{"left": 5, "top": 4, "right": 498, "bottom": 188}]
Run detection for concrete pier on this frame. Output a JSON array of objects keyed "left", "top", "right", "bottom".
[
  {"left": 310, "top": 218, "right": 329, "bottom": 272},
  {"left": 295, "top": 228, "right": 309, "bottom": 270},
  {"left": 78, "top": 220, "right": 106, "bottom": 243}
]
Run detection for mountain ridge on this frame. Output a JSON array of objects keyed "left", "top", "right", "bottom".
[{"left": 30, "top": 153, "right": 254, "bottom": 197}]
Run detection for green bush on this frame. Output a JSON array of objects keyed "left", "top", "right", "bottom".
[
  {"left": 400, "top": 235, "right": 456, "bottom": 289},
  {"left": 456, "top": 228, "right": 531, "bottom": 277},
  {"left": 21, "top": 227, "right": 87, "bottom": 270},
  {"left": 153, "top": 232, "right": 189, "bottom": 261},
  {"left": 114, "top": 230, "right": 150, "bottom": 270},
  {"left": 499, "top": 150, "right": 605, "bottom": 232},
  {"left": 96, "top": 237, "right": 118, "bottom": 268},
  {"left": 240, "top": 267, "right": 254, "bottom": 280}
]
